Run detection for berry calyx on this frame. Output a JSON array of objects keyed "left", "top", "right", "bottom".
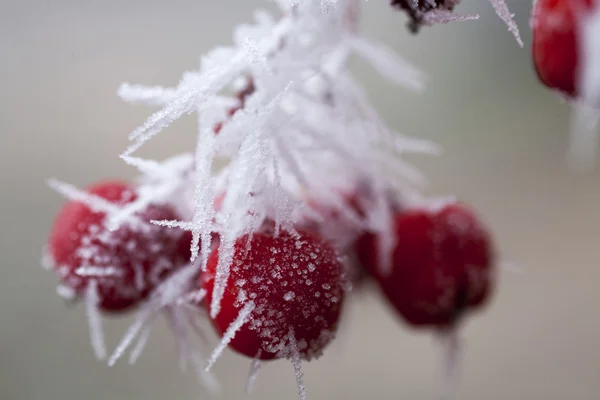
[
  {"left": 356, "top": 202, "right": 495, "bottom": 329},
  {"left": 532, "top": 0, "right": 595, "bottom": 98},
  {"left": 202, "top": 229, "right": 345, "bottom": 361},
  {"left": 391, "top": 0, "right": 457, "bottom": 33},
  {"left": 48, "top": 180, "right": 191, "bottom": 312}
]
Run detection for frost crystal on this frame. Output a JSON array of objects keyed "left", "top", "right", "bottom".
[
  {"left": 437, "top": 331, "right": 461, "bottom": 400},
  {"left": 487, "top": 0, "right": 523, "bottom": 47},
  {"left": 85, "top": 280, "right": 106, "bottom": 360}
]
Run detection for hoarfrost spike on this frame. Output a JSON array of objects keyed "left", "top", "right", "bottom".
[
  {"left": 288, "top": 329, "right": 307, "bottom": 400},
  {"left": 246, "top": 356, "right": 263, "bottom": 394},
  {"left": 85, "top": 280, "right": 106, "bottom": 360},
  {"left": 437, "top": 330, "right": 461, "bottom": 400},
  {"left": 206, "top": 300, "right": 255, "bottom": 372},
  {"left": 487, "top": 0, "right": 523, "bottom": 47},
  {"left": 128, "top": 324, "right": 153, "bottom": 365},
  {"left": 108, "top": 307, "right": 152, "bottom": 366}
]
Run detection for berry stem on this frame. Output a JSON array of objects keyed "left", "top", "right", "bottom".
[{"left": 437, "top": 330, "right": 461, "bottom": 400}]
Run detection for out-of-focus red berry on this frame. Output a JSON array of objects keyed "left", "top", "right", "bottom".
[
  {"left": 356, "top": 202, "right": 495, "bottom": 329},
  {"left": 48, "top": 181, "right": 191, "bottom": 312},
  {"left": 532, "top": 0, "right": 595, "bottom": 98}
]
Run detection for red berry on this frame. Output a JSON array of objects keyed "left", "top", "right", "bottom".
[
  {"left": 356, "top": 202, "right": 495, "bottom": 329},
  {"left": 202, "top": 229, "right": 345, "bottom": 361},
  {"left": 48, "top": 181, "right": 191, "bottom": 312},
  {"left": 532, "top": 0, "right": 595, "bottom": 98}
]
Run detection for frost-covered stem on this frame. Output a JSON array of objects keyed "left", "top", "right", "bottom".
[{"left": 437, "top": 330, "right": 461, "bottom": 400}]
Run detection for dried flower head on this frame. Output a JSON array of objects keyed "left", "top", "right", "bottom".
[{"left": 391, "top": 0, "right": 523, "bottom": 47}]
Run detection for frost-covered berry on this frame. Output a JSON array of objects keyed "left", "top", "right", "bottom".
[
  {"left": 356, "top": 202, "right": 494, "bottom": 328},
  {"left": 532, "top": 0, "right": 595, "bottom": 98},
  {"left": 47, "top": 180, "right": 191, "bottom": 312},
  {"left": 202, "top": 229, "right": 345, "bottom": 361}
]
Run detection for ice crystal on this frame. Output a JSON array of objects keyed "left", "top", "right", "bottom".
[
  {"left": 437, "top": 331, "right": 461, "bottom": 400},
  {"left": 288, "top": 329, "right": 307, "bottom": 400},
  {"left": 487, "top": 0, "right": 523, "bottom": 47}
]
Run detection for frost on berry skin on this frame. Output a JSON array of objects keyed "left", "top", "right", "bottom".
[
  {"left": 202, "top": 229, "right": 345, "bottom": 363},
  {"left": 357, "top": 202, "right": 494, "bottom": 329},
  {"left": 47, "top": 180, "right": 191, "bottom": 312}
]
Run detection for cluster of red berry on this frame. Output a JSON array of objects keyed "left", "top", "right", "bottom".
[
  {"left": 42, "top": 2, "right": 504, "bottom": 396},
  {"left": 45, "top": 176, "right": 495, "bottom": 367}
]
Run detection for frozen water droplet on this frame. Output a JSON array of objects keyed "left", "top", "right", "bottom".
[
  {"left": 284, "top": 291, "right": 295, "bottom": 301},
  {"left": 56, "top": 284, "right": 77, "bottom": 301}
]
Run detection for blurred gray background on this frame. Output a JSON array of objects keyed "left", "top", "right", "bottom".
[{"left": 2, "top": 1, "right": 599, "bottom": 399}]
